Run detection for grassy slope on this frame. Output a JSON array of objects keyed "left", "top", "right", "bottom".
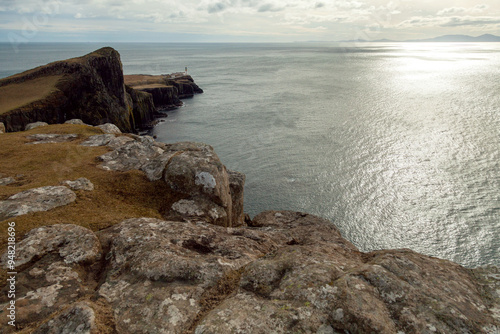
[
  {"left": 0, "top": 75, "right": 62, "bottom": 115},
  {"left": 0, "top": 124, "right": 174, "bottom": 256}
]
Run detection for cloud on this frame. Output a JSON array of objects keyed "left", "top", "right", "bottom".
[
  {"left": 207, "top": 2, "right": 227, "bottom": 13},
  {"left": 398, "top": 15, "right": 500, "bottom": 28},
  {"left": 441, "top": 16, "right": 500, "bottom": 27},
  {"left": 257, "top": 3, "right": 284, "bottom": 12},
  {"left": 437, "top": 4, "right": 490, "bottom": 16}
]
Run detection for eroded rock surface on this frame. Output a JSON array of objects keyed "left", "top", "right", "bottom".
[
  {"left": 62, "top": 177, "right": 94, "bottom": 191},
  {"left": 0, "top": 186, "right": 76, "bottom": 220},
  {"left": 97, "top": 138, "right": 244, "bottom": 227},
  {"left": 96, "top": 123, "right": 122, "bottom": 134},
  {"left": 1, "top": 212, "right": 499, "bottom": 334},
  {"left": 26, "top": 133, "right": 79, "bottom": 144}
]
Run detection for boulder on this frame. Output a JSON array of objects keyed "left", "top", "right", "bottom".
[
  {"left": 96, "top": 138, "right": 244, "bottom": 227},
  {"left": 25, "top": 121, "right": 49, "bottom": 131},
  {"left": 0, "top": 186, "right": 76, "bottom": 220},
  {"left": 26, "top": 133, "right": 79, "bottom": 144},
  {"left": 62, "top": 178, "right": 94, "bottom": 191},
  {"left": 96, "top": 123, "right": 122, "bottom": 134},
  {"left": 64, "top": 119, "right": 86, "bottom": 125},
  {"left": 0, "top": 122, "right": 5, "bottom": 133}
]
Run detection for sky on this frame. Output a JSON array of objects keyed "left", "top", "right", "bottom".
[{"left": 0, "top": 0, "right": 500, "bottom": 43}]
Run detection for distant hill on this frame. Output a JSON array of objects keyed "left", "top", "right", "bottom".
[{"left": 406, "top": 34, "right": 500, "bottom": 43}]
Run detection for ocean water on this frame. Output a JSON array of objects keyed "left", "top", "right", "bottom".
[{"left": 1, "top": 42, "right": 499, "bottom": 268}]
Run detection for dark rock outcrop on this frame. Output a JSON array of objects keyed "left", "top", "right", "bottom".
[
  {"left": 0, "top": 48, "right": 156, "bottom": 133},
  {"left": 1, "top": 213, "right": 498, "bottom": 333},
  {"left": 124, "top": 74, "right": 204, "bottom": 111}
]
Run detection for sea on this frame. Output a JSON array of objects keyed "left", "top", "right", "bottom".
[{"left": 1, "top": 42, "right": 499, "bottom": 268}]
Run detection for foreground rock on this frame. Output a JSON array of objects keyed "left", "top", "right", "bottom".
[
  {"left": 0, "top": 212, "right": 498, "bottom": 333},
  {"left": 0, "top": 186, "right": 76, "bottom": 220},
  {"left": 96, "top": 138, "right": 245, "bottom": 227}
]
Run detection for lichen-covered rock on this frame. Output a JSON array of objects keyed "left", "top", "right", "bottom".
[
  {"left": 97, "top": 138, "right": 245, "bottom": 227},
  {"left": 96, "top": 123, "right": 122, "bottom": 134},
  {"left": 163, "top": 142, "right": 235, "bottom": 226},
  {"left": 96, "top": 217, "right": 277, "bottom": 334},
  {"left": 62, "top": 177, "right": 94, "bottom": 191},
  {"left": 0, "top": 224, "right": 102, "bottom": 333},
  {"left": 0, "top": 186, "right": 76, "bottom": 220},
  {"left": 64, "top": 119, "right": 86, "bottom": 125},
  {"left": 32, "top": 301, "right": 99, "bottom": 334},
  {"left": 26, "top": 133, "right": 79, "bottom": 144},
  {"left": 80, "top": 134, "right": 115, "bottom": 147},
  {"left": 0, "top": 224, "right": 100, "bottom": 268},
  {"left": 0, "top": 213, "right": 498, "bottom": 333},
  {"left": 195, "top": 211, "right": 500, "bottom": 334},
  {"left": 25, "top": 121, "right": 49, "bottom": 131}
]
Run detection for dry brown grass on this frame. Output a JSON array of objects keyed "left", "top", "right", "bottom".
[
  {"left": 124, "top": 74, "right": 166, "bottom": 87},
  {"left": 0, "top": 75, "right": 62, "bottom": 114},
  {"left": 0, "top": 123, "right": 175, "bottom": 252}
]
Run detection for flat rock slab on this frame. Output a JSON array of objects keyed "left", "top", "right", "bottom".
[
  {"left": 80, "top": 134, "right": 115, "bottom": 147},
  {"left": 26, "top": 134, "right": 79, "bottom": 144},
  {"left": 62, "top": 178, "right": 94, "bottom": 191},
  {"left": 0, "top": 186, "right": 76, "bottom": 220},
  {"left": 0, "top": 176, "right": 15, "bottom": 186}
]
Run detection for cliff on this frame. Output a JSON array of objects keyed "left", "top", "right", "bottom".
[
  {"left": 0, "top": 48, "right": 202, "bottom": 133},
  {"left": 124, "top": 74, "right": 204, "bottom": 110},
  {"left": 0, "top": 123, "right": 499, "bottom": 333}
]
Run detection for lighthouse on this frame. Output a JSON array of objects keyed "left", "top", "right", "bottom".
[{"left": 185, "top": 66, "right": 188, "bottom": 75}]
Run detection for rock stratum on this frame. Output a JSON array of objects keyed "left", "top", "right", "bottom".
[
  {"left": 0, "top": 48, "right": 499, "bottom": 333},
  {"left": 0, "top": 47, "right": 202, "bottom": 133}
]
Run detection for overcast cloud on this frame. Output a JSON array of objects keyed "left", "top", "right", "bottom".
[{"left": 0, "top": 0, "right": 499, "bottom": 42}]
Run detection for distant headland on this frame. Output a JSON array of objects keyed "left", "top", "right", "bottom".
[
  {"left": 338, "top": 33, "right": 500, "bottom": 43},
  {"left": 0, "top": 47, "right": 203, "bottom": 133}
]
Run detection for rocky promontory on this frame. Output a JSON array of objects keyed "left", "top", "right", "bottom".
[
  {"left": 125, "top": 74, "right": 203, "bottom": 111},
  {"left": 0, "top": 48, "right": 202, "bottom": 133}
]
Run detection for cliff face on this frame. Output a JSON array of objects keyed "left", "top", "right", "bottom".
[
  {"left": 124, "top": 74, "right": 204, "bottom": 110},
  {"left": 0, "top": 48, "right": 157, "bottom": 132}
]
